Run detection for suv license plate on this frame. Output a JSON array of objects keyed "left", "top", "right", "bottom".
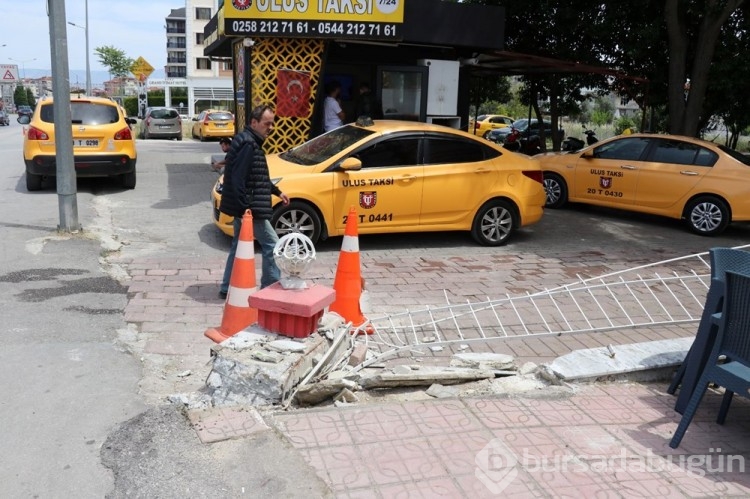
[
  {"left": 159, "top": 125, "right": 172, "bottom": 129},
  {"left": 74, "top": 139, "right": 99, "bottom": 147}
]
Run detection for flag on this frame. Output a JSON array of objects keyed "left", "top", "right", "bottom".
[{"left": 276, "top": 69, "right": 311, "bottom": 118}]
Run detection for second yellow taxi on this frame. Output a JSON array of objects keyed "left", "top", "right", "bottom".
[
  {"left": 211, "top": 120, "right": 546, "bottom": 245},
  {"left": 469, "top": 114, "right": 514, "bottom": 139},
  {"left": 539, "top": 133, "right": 750, "bottom": 236}
]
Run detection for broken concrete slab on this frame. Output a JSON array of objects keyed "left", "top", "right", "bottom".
[
  {"left": 206, "top": 333, "right": 330, "bottom": 406},
  {"left": 360, "top": 366, "right": 495, "bottom": 389},
  {"left": 295, "top": 378, "right": 359, "bottom": 406},
  {"left": 187, "top": 406, "right": 270, "bottom": 444},
  {"left": 426, "top": 384, "right": 459, "bottom": 399},
  {"left": 451, "top": 352, "right": 516, "bottom": 370},
  {"left": 267, "top": 339, "right": 307, "bottom": 353},
  {"left": 548, "top": 337, "right": 694, "bottom": 381}
]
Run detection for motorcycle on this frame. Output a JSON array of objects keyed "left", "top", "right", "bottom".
[
  {"left": 562, "top": 129, "right": 598, "bottom": 151},
  {"left": 502, "top": 128, "right": 542, "bottom": 156}
]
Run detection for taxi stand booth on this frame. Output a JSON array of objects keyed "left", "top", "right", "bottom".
[{"left": 202, "top": 0, "right": 506, "bottom": 154}]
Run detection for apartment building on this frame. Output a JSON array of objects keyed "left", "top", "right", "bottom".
[{"left": 162, "top": 1, "right": 233, "bottom": 117}]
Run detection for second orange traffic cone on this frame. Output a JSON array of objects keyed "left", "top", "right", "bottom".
[
  {"left": 329, "top": 206, "right": 370, "bottom": 332},
  {"left": 205, "top": 210, "right": 259, "bottom": 343}
]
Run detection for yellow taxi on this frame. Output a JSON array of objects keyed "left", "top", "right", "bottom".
[
  {"left": 211, "top": 120, "right": 546, "bottom": 246},
  {"left": 191, "top": 109, "right": 235, "bottom": 141},
  {"left": 469, "top": 114, "right": 514, "bottom": 139},
  {"left": 539, "top": 133, "right": 750, "bottom": 236},
  {"left": 21, "top": 95, "right": 138, "bottom": 191}
]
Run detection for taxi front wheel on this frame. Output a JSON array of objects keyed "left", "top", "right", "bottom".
[
  {"left": 471, "top": 199, "right": 517, "bottom": 246},
  {"left": 685, "top": 196, "right": 729, "bottom": 236},
  {"left": 543, "top": 173, "right": 568, "bottom": 208},
  {"left": 272, "top": 201, "right": 322, "bottom": 244}
]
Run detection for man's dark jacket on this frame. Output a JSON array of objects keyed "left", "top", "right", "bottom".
[{"left": 219, "top": 126, "right": 281, "bottom": 220}]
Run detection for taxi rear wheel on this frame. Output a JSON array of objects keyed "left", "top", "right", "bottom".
[
  {"left": 543, "top": 173, "right": 568, "bottom": 208},
  {"left": 471, "top": 199, "right": 517, "bottom": 246},
  {"left": 272, "top": 201, "right": 322, "bottom": 244},
  {"left": 685, "top": 196, "right": 729, "bottom": 236}
]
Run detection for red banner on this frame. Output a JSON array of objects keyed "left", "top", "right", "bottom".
[{"left": 276, "top": 69, "right": 311, "bottom": 118}]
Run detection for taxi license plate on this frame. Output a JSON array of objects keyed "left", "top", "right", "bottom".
[
  {"left": 74, "top": 139, "right": 99, "bottom": 147},
  {"left": 215, "top": 123, "right": 227, "bottom": 128}
]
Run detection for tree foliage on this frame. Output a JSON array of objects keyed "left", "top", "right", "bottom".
[
  {"left": 470, "top": 0, "right": 749, "bottom": 142},
  {"left": 94, "top": 45, "right": 134, "bottom": 79},
  {"left": 14, "top": 85, "right": 28, "bottom": 107}
]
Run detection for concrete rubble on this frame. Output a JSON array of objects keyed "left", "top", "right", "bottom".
[{"left": 168, "top": 317, "right": 692, "bottom": 411}]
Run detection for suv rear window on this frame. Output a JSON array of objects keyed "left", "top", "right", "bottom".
[
  {"left": 208, "top": 112, "right": 233, "bottom": 121},
  {"left": 40, "top": 102, "right": 120, "bottom": 125},
  {"left": 151, "top": 108, "right": 179, "bottom": 119}
]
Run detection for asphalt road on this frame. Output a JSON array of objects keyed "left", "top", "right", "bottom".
[{"left": 0, "top": 119, "right": 748, "bottom": 497}]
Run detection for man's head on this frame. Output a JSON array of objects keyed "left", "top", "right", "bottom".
[
  {"left": 325, "top": 80, "right": 341, "bottom": 97},
  {"left": 219, "top": 137, "right": 231, "bottom": 151},
  {"left": 249, "top": 105, "right": 275, "bottom": 139},
  {"left": 359, "top": 82, "right": 371, "bottom": 94}
]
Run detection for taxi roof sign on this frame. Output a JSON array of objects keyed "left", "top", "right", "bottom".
[{"left": 131, "top": 56, "right": 154, "bottom": 80}]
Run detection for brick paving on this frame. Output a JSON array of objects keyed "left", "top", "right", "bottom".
[{"left": 115, "top": 246, "right": 750, "bottom": 497}]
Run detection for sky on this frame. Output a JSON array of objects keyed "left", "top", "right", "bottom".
[{"left": 2, "top": 0, "right": 184, "bottom": 83}]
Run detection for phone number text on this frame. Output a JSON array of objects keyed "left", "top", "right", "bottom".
[{"left": 226, "top": 19, "right": 400, "bottom": 40}]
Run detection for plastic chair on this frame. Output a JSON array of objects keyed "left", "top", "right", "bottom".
[
  {"left": 668, "top": 247, "right": 750, "bottom": 414},
  {"left": 669, "top": 270, "right": 750, "bottom": 449}
]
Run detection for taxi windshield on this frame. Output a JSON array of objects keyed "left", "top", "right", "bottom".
[{"left": 280, "top": 125, "right": 374, "bottom": 165}]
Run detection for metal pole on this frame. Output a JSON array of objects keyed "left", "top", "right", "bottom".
[
  {"left": 48, "top": 0, "right": 80, "bottom": 232},
  {"left": 85, "top": 0, "right": 91, "bottom": 95}
]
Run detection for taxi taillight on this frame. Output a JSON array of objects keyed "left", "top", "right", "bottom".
[
  {"left": 522, "top": 170, "right": 544, "bottom": 184},
  {"left": 26, "top": 126, "right": 49, "bottom": 140},
  {"left": 114, "top": 127, "right": 133, "bottom": 140}
]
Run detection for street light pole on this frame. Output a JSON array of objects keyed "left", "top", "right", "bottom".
[
  {"left": 9, "top": 57, "right": 37, "bottom": 80},
  {"left": 67, "top": 0, "right": 91, "bottom": 95},
  {"left": 85, "top": 0, "right": 91, "bottom": 94}
]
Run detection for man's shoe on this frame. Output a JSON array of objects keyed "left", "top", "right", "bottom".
[{"left": 218, "top": 290, "right": 227, "bottom": 300}]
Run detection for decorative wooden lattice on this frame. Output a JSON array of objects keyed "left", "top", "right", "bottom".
[{"left": 247, "top": 38, "right": 325, "bottom": 153}]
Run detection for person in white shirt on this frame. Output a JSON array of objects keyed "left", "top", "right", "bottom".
[{"left": 323, "top": 80, "right": 345, "bottom": 132}]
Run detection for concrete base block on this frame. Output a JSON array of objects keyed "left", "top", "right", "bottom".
[
  {"left": 548, "top": 337, "right": 693, "bottom": 381},
  {"left": 206, "top": 326, "right": 329, "bottom": 406}
]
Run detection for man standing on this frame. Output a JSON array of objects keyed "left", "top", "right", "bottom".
[
  {"left": 323, "top": 80, "right": 345, "bottom": 131},
  {"left": 210, "top": 136, "right": 232, "bottom": 173},
  {"left": 218, "top": 105, "right": 290, "bottom": 299}
]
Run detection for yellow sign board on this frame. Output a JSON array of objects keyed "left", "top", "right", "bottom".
[
  {"left": 131, "top": 56, "right": 155, "bottom": 80},
  {"left": 223, "top": 0, "right": 404, "bottom": 40}
]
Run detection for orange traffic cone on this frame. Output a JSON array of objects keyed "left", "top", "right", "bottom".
[
  {"left": 329, "top": 206, "right": 371, "bottom": 333},
  {"left": 205, "top": 210, "right": 259, "bottom": 343}
]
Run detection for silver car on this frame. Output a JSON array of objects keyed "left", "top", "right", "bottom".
[{"left": 139, "top": 107, "right": 182, "bottom": 140}]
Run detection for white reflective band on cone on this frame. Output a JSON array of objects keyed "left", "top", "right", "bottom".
[
  {"left": 227, "top": 285, "right": 257, "bottom": 308},
  {"left": 340, "top": 235, "right": 359, "bottom": 253},
  {"left": 236, "top": 240, "right": 255, "bottom": 259}
]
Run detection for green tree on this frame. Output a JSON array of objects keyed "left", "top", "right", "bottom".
[
  {"left": 14, "top": 85, "right": 28, "bottom": 107},
  {"left": 95, "top": 45, "right": 134, "bottom": 95},
  {"left": 26, "top": 88, "right": 36, "bottom": 108}
]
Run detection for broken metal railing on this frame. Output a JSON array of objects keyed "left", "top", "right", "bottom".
[{"left": 350, "top": 245, "right": 750, "bottom": 370}]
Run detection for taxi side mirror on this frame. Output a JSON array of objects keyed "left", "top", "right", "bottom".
[
  {"left": 339, "top": 157, "right": 362, "bottom": 171},
  {"left": 581, "top": 150, "right": 594, "bottom": 159},
  {"left": 17, "top": 115, "right": 31, "bottom": 125}
]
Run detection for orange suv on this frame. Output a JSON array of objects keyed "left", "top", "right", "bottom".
[{"left": 22, "top": 96, "right": 138, "bottom": 191}]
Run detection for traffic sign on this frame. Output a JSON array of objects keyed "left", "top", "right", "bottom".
[{"left": 131, "top": 56, "right": 154, "bottom": 81}]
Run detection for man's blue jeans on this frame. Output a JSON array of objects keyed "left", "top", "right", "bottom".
[{"left": 220, "top": 216, "right": 280, "bottom": 293}]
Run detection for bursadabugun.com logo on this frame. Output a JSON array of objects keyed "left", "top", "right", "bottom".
[
  {"left": 475, "top": 439, "right": 746, "bottom": 495},
  {"left": 475, "top": 439, "right": 519, "bottom": 494}
]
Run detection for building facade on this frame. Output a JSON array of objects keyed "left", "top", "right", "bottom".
[{"left": 161, "top": 2, "right": 233, "bottom": 118}]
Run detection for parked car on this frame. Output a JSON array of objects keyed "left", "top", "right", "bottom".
[
  {"left": 468, "top": 114, "right": 514, "bottom": 139},
  {"left": 22, "top": 95, "right": 138, "bottom": 191},
  {"left": 17, "top": 105, "right": 33, "bottom": 118},
  {"left": 191, "top": 110, "right": 235, "bottom": 141},
  {"left": 539, "top": 133, "right": 750, "bottom": 236},
  {"left": 211, "top": 120, "right": 546, "bottom": 246},
  {"left": 139, "top": 107, "right": 182, "bottom": 140},
  {"left": 487, "top": 118, "right": 563, "bottom": 143},
  {"left": 0, "top": 110, "right": 9, "bottom": 126}
]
